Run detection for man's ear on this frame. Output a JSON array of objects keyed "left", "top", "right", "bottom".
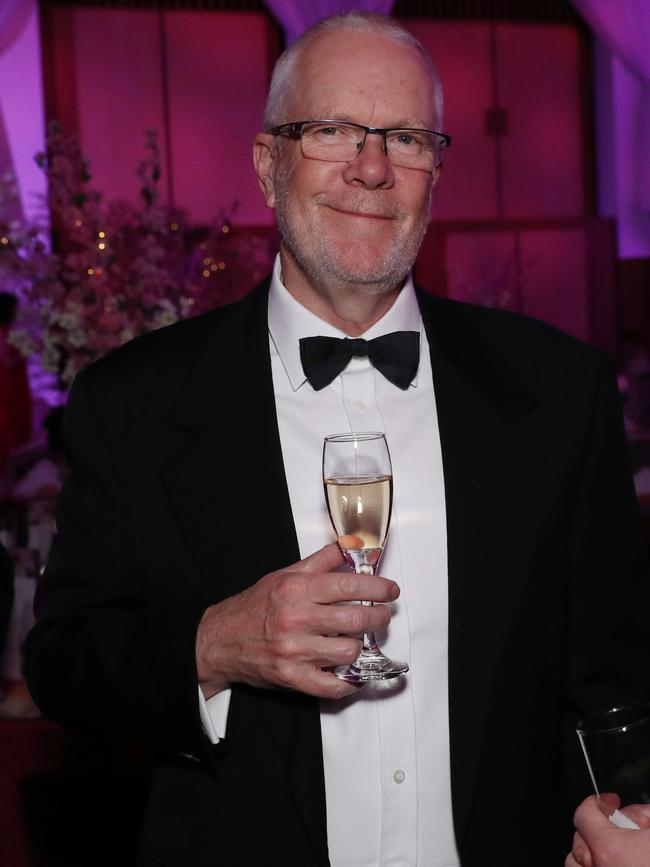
[{"left": 253, "top": 133, "right": 277, "bottom": 208}]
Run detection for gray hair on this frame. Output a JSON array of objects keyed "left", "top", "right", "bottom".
[{"left": 263, "top": 12, "right": 444, "bottom": 132}]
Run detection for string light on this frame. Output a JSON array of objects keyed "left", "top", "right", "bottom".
[
  {"left": 0, "top": 236, "right": 8, "bottom": 245},
  {"left": 202, "top": 257, "right": 211, "bottom": 266},
  {"left": 170, "top": 222, "right": 178, "bottom": 231},
  {"left": 218, "top": 262, "right": 226, "bottom": 270},
  {"left": 222, "top": 225, "right": 230, "bottom": 234},
  {"left": 98, "top": 231, "right": 106, "bottom": 239},
  {"left": 98, "top": 242, "right": 106, "bottom": 250},
  {"left": 75, "top": 220, "right": 82, "bottom": 227},
  {"left": 210, "top": 263, "right": 218, "bottom": 272},
  {"left": 87, "top": 268, "right": 94, "bottom": 276},
  {"left": 202, "top": 269, "right": 210, "bottom": 278}
]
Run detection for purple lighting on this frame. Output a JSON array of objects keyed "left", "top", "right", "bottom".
[
  {"left": 264, "top": 0, "right": 396, "bottom": 45},
  {"left": 571, "top": 0, "right": 650, "bottom": 258},
  {"left": 0, "top": 0, "right": 47, "bottom": 227}
]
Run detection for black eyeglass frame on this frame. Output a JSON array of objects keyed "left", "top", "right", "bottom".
[{"left": 270, "top": 119, "right": 451, "bottom": 167}]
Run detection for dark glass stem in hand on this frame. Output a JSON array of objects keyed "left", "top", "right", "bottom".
[{"left": 323, "top": 431, "right": 409, "bottom": 682}]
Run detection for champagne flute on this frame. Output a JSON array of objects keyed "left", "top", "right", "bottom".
[
  {"left": 577, "top": 704, "right": 650, "bottom": 818},
  {"left": 323, "top": 431, "right": 409, "bottom": 682}
]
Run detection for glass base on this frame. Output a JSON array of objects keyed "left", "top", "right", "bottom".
[{"left": 334, "top": 658, "right": 409, "bottom": 683}]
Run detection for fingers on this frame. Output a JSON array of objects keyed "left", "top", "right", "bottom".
[
  {"left": 294, "top": 541, "right": 346, "bottom": 573},
  {"left": 260, "top": 635, "right": 362, "bottom": 698},
  {"left": 197, "top": 544, "right": 402, "bottom": 701},
  {"left": 622, "top": 803, "right": 650, "bottom": 829},
  {"left": 310, "top": 570, "right": 400, "bottom": 604},
  {"left": 292, "top": 600, "right": 391, "bottom": 640},
  {"left": 293, "top": 665, "right": 364, "bottom": 700},
  {"left": 568, "top": 832, "right": 592, "bottom": 867},
  {"left": 313, "top": 598, "right": 392, "bottom": 637},
  {"left": 597, "top": 794, "right": 621, "bottom": 817},
  {"left": 264, "top": 574, "right": 394, "bottom": 637},
  {"left": 292, "top": 544, "right": 400, "bottom": 604},
  {"left": 575, "top": 795, "right": 614, "bottom": 836},
  {"left": 262, "top": 591, "right": 391, "bottom": 649}
]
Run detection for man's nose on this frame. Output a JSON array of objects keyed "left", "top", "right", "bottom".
[{"left": 341, "top": 132, "right": 395, "bottom": 189}]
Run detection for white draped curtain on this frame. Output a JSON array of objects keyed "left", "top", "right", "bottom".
[
  {"left": 264, "top": 0, "right": 396, "bottom": 45},
  {"left": 0, "top": 0, "right": 32, "bottom": 54},
  {"left": 0, "top": 0, "right": 33, "bottom": 223},
  {"left": 0, "top": 0, "right": 47, "bottom": 226},
  {"left": 571, "top": 0, "right": 650, "bottom": 252}
]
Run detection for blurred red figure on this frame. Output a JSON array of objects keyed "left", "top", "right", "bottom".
[{"left": 0, "top": 293, "right": 31, "bottom": 474}]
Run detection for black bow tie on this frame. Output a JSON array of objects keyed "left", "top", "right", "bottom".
[{"left": 299, "top": 331, "right": 420, "bottom": 391}]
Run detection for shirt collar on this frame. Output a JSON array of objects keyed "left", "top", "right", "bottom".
[{"left": 267, "top": 254, "right": 423, "bottom": 392}]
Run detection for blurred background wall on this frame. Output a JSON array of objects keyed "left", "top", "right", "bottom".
[{"left": 2, "top": 0, "right": 649, "bottom": 355}]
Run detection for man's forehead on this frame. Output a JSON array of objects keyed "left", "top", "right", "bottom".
[
  {"left": 302, "top": 110, "right": 431, "bottom": 130},
  {"left": 287, "top": 30, "right": 436, "bottom": 126}
]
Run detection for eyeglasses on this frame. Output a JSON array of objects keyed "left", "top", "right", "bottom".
[{"left": 271, "top": 120, "right": 451, "bottom": 171}]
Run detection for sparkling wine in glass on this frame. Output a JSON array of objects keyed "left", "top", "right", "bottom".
[{"left": 323, "top": 431, "right": 409, "bottom": 682}]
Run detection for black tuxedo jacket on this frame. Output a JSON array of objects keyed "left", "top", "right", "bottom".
[{"left": 26, "top": 279, "right": 650, "bottom": 866}]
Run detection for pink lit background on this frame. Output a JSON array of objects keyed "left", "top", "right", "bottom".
[{"left": 1, "top": 0, "right": 649, "bottom": 369}]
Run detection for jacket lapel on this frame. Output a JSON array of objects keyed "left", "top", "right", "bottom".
[
  {"left": 418, "top": 291, "right": 543, "bottom": 842},
  {"left": 162, "top": 280, "right": 328, "bottom": 863}
]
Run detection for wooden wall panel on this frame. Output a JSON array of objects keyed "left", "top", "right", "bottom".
[
  {"left": 164, "top": 11, "right": 273, "bottom": 224},
  {"left": 444, "top": 231, "right": 518, "bottom": 308},
  {"left": 402, "top": 20, "right": 587, "bottom": 221},
  {"left": 403, "top": 20, "right": 498, "bottom": 221},
  {"left": 496, "top": 24, "right": 585, "bottom": 218},
  {"left": 41, "top": 7, "right": 278, "bottom": 223},
  {"left": 415, "top": 219, "right": 615, "bottom": 353},
  {"left": 519, "top": 228, "right": 589, "bottom": 339},
  {"left": 73, "top": 9, "right": 168, "bottom": 205}
]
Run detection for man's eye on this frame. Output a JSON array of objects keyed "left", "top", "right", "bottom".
[
  {"left": 315, "top": 126, "right": 342, "bottom": 137},
  {"left": 395, "top": 133, "right": 417, "bottom": 146}
]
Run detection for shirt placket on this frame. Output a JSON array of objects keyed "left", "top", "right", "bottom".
[{"left": 340, "top": 360, "right": 418, "bottom": 866}]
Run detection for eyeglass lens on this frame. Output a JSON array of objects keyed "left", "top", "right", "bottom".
[{"left": 299, "top": 122, "right": 445, "bottom": 169}]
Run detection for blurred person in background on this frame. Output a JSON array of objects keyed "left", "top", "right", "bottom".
[
  {"left": 0, "top": 539, "right": 13, "bottom": 666},
  {"left": 0, "top": 292, "right": 31, "bottom": 474}
]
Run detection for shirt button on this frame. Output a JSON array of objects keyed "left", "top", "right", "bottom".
[
  {"left": 355, "top": 400, "right": 367, "bottom": 410},
  {"left": 393, "top": 769, "right": 406, "bottom": 784}
]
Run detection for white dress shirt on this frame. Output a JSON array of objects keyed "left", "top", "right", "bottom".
[{"left": 200, "top": 256, "right": 460, "bottom": 866}]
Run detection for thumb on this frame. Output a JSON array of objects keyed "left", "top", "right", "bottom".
[
  {"left": 597, "top": 793, "right": 621, "bottom": 817},
  {"left": 294, "top": 541, "right": 346, "bottom": 573},
  {"left": 575, "top": 795, "right": 618, "bottom": 837}
]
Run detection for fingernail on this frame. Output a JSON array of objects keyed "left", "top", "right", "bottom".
[{"left": 390, "top": 582, "right": 400, "bottom": 599}]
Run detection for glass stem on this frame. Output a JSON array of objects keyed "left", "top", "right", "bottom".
[{"left": 357, "top": 563, "right": 388, "bottom": 664}]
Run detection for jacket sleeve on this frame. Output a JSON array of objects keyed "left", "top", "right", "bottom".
[
  {"left": 564, "top": 351, "right": 650, "bottom": 792},
  {"left": 24, "top": 368, "right": 219, "bottom": 764}
]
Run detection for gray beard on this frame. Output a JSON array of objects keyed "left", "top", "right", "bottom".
[{"left": 274, "top": 166, "right": 433, "bottom": 297}]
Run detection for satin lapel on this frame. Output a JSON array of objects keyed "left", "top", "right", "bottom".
[
  {"left": 418, "top": 291, "right": 544, "bottom": 842},
  {"left": 162, "top": 281, "right": 327, "bottom": 862}
]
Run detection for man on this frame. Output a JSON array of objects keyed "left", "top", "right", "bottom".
[{"left": 25, "top": 12, "right": 650, "bottom": 867}]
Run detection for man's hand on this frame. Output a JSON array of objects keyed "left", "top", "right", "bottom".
[
  {"left": 566, "top": 794, "right": 650, "bottom": 867},
  {"left": 195, "top": 542, "right": 400, "bottom": 700}
]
